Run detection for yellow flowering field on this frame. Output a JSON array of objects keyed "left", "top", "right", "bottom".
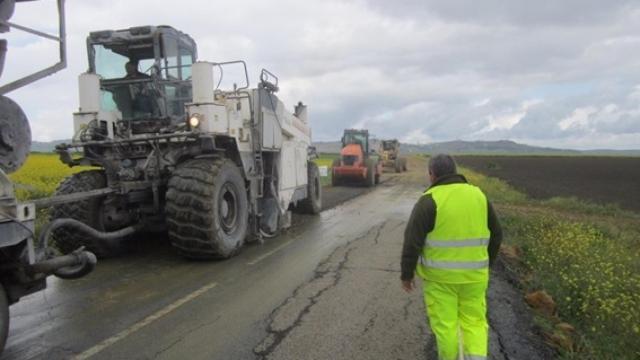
[
  {"left": 460, "top": 165, "right": 640, "bottom": 359},
  {"left": 8, "top": 153, "right": 89, "bottom": 200},
  {"left": 506, "top": 216, "right": 640, "bottom": 358}
]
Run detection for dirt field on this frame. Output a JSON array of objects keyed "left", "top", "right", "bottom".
[{"left": 456, "top": 155, "right": 640, "bottom": 212}]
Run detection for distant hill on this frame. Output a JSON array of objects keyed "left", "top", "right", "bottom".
[
  {"left": 313, "top": 139, "right": 640, "bottom": 156},
  {"left": 31, "top": 140, "right": 69, "bottom": 152},
  {"left": 30, "top": 138, "right": 640, "bottom": 156},
  {"left": 401, "top": 140, "right": 579, "bottom": 155}
]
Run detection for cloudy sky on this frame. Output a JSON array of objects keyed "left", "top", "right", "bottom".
[{"left": 3, "top": 0, "right": 640, "bottom": 149}]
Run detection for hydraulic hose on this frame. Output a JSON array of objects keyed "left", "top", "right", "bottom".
[
  {"left": 52, "top": 250, "right": 97, "bottom": 279},
  {"left": 27, "top": 249, "right": 97, "bottom": 279},
  {"left": 35, "top": 218, "right": 143, "bottom": 279},
  {"left": 38, "top": 218, "right": 144, "bottom": 249}
]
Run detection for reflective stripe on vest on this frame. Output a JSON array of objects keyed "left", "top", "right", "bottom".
[
  {"left": 416, "top": 182, "right": 490, "bottom": 283},
  {"left": 426, "top": 238, "right": 489, "bottom": 248},
  {"left": 420, "top": 257, "right": 489, "bottom": 270},
  {"left": 464, "top": 355, "right": 487, "bottom": 360}
]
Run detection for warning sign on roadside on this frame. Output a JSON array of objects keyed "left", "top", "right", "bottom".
[{"left": 319, "top": 166, "right": 328, "bottom": 177}]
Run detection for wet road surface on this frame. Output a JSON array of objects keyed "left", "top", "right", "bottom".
[{"left": 3, "top": 162, "right": 552, "bottom": 359}]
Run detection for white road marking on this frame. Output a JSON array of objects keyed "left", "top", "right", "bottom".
[
  {"left": 247, "top": 239, "right": 295, "bottom": 265},
  {"left": 73, "top": 281, "right": 218, "bottom": 360}
]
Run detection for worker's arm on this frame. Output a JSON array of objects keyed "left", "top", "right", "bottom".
[
  {"left": 487, "top": 201, "right": 503, "bottom": 266},
  {"left": 401, "top": 195, "right": 436, "bottom": 282}
]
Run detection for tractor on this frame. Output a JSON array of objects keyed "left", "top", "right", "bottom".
[
  {"left": 379, "top": 139, "right": 407, "bottom": 173},
  {"left": 47, "top": 25, "right": 321, "bottom": 259},
  {"left": 331, "top": 129, "right": 381, "bottom": 187}
]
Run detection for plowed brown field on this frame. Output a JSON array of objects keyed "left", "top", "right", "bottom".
[{"left": 456, "top": 155, "right": 640, "bottom": 212}]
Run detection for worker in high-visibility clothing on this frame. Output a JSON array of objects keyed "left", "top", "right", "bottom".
[{"left": 401, "top": 154, "right": 502, "bottom": 360}]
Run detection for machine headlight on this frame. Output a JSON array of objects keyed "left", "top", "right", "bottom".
[{"left": 188, "top": 114, "right": 201, "bottom": 128}]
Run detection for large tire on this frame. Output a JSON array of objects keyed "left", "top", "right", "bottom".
[
  {"left": 0, "top": 96, "right": 31, "bottom": 174},
  {"left": 50, "top": 170, "right": 117, "bottom": 258},
  {"left": 166, "top": 158, "right": 248, "bottom": 259},
  {"left": 394, "top": 158, "right": 402, "bottom": 173},
  {"left": 365, "top": 159, "right": 375, "bottom": 187},
  {"left": 331, "top": 158, "right": 340, "bottom": 187},
  {"left": 297, "top": 161, "right": 322, "bottom": 214},
  {"left": 0, "top": 283, "right": 9, "bottom": 354}
]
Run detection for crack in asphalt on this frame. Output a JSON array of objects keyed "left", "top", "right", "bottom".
[
  {"left": 389, "top": 220, "right": 407, "bottom": 232},
  {"left": 342, "top": 265, "right": 400, "bottom": 273},
  {"left": 489, "top": 322, "right": 512, "bottom": 360},
  {"left": 253, "top": 221, "right": 388, "bottom": 359},
  {"left": 402, "top": 297, "right": 413, "bottom": 322},
  {"left": 361, "top": 312, "right": 377, "bottom": 335},
  {"left": 372, "top": 223, "right": 385, "bottom": 245}
]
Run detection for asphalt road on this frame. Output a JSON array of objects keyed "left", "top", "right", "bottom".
[{"left": 2, "top": 160, "right": 553, "bottom": 360}]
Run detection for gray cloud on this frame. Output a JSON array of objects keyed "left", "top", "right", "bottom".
[
  {"left": 1, "top": 0, "right": 639, "bottom": 149},
  {"left": 367, "top": 0, "right": 636, "bottom": 27}
]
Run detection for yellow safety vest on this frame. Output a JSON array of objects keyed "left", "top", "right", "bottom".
[{"left": 416, "top": 183, "right": 490, "bottom": 284}]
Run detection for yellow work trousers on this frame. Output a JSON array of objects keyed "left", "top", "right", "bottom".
[{"left": 423, "top": 280, "right": 488, "bottom": 360}]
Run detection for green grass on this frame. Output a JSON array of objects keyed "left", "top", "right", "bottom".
[
  {"left": 458, "top": 165, "right": 640, "bottom": 359},
  {"left": 459, "top": 166, "right": 527, "bottom": 204}
]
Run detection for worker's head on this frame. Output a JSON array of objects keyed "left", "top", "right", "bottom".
[
  {"left": 428, "top": 154, "right": 456, "bottom": 183},
  {"left": 125, "top": 61, "right": 139, "bottom": 76}
]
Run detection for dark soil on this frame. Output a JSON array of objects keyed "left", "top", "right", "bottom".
[{"left": 456, "top": 156, "right": 640, "bottom": 212}]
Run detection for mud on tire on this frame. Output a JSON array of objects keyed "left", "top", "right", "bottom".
[
  {"left": 50, "top": 170, "right": 116, "bottom": 258},
  {"left": 394, "top": 158, "right": 402, "bottom": 173},
  {"left": 365, "top": 159, "right": 376, "bottom": 187},
  {"left": 331, "top": 158, "right": 341, "bottom": 186},
  {"left": 166, "top": 158, "right": 248, "bottom": 259},
  {"left": 0, "top": 283, "right": 8, "bottom": 354},
  {"left": 297, "top": 161, "right": 322, "bottom": 214}
]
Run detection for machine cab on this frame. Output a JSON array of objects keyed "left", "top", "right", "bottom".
[
  {"left": 341, "top": 129, "right": 370, "bottom": 165},
  {"left": 342, "top": 129, "right": 370, "bottom": 154},
  {"left": 86, "top": 26, "right": 197, "bottom": 134},
  {"left": 381, "top": 140, "right": 397, "bottom": 151}
]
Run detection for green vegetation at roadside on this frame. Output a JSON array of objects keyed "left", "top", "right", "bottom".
[{"left": 459, "top": 165, "right": 640, "bottom": 359}]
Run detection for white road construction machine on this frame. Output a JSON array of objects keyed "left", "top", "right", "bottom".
[{"left": 49, "top": 25, "right": 322, "bottom": 259}]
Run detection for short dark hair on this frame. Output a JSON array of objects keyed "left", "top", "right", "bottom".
[{"left": 428, "top": 154, "right": 457, "bottom": 178}]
